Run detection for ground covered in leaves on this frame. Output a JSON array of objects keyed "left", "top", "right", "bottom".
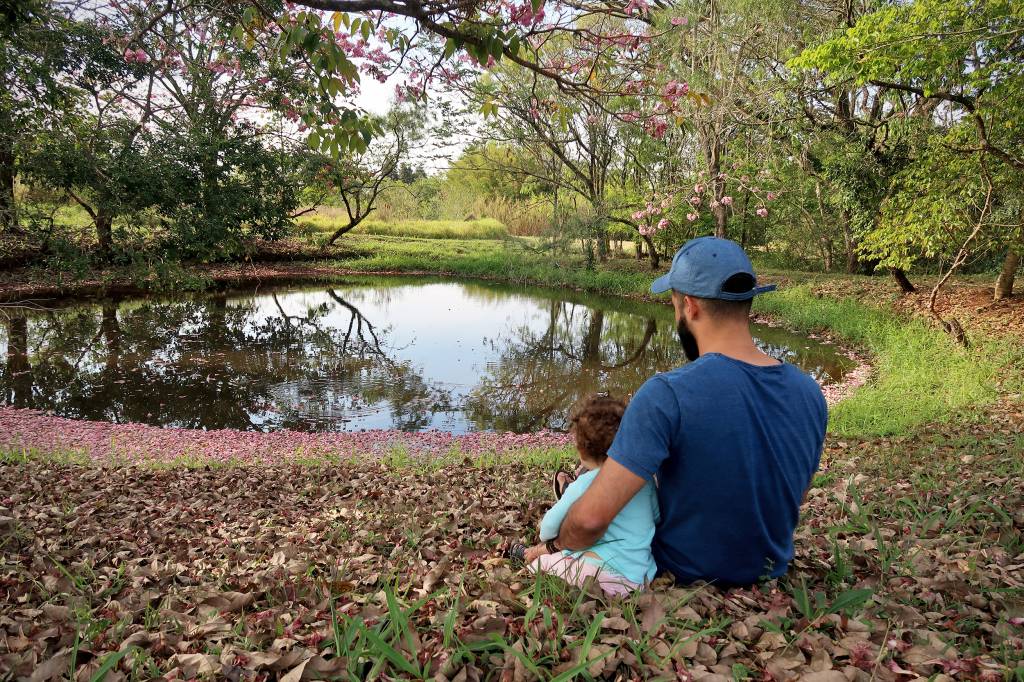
[{"left": 2, "top": 398, "right": 1023, "bottom": 681}]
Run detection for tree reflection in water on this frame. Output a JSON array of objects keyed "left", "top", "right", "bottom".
[
  {"left": 0, "top": 289, "right": 449, "bottom": 431},
  {"left": 0, "top": 279, "right": 853, "bottom": 433},
  {"left": 464, "top": 299, "right": 678, "bottom": 432}
]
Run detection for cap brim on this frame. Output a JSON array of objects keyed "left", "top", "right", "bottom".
[{"left": 650, "top": 273, "right": 672, "bottom": 294}]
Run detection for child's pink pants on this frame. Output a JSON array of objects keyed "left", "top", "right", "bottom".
[{"left": 527, "top": 552, "right": 641, "bottom": 596}]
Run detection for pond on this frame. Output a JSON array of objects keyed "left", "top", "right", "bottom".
[{"left": 0, "top": 277, "right": 855, "bottom": 434}]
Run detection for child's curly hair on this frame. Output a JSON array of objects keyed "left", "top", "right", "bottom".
[{"left": 570, "top": 394, "right": 627, "bottom": 463}]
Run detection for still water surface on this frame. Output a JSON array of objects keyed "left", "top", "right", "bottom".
[{"left": 0, "top": 277, "right": 854, "bottom": 433}]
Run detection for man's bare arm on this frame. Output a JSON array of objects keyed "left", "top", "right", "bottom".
[{"left": 555, "top": 458, "right": 647, "bottom": 550}]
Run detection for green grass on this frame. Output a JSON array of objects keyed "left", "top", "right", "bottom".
[
  {"left": 328, "top": 234, "right": 657, "bottom": 294},
  {"left": 753, "top": 285, "right": 1015, "bottom": 436},
  {"left": 302, "top": 213, "right": 510, "bottom": 240}
]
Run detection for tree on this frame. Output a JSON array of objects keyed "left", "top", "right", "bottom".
[
  {"left": 461, "top": 17, "right": 673, "bottom": 266},
  {"left": 23, "top": 117, "right": 173, "bottom": 258},
  {"left": 793, "top": 0, "right": 1024, "bottom": 297},
  {"left": 320, "top": 107, "right": 421, "bottom": 245},
  {"left": 17, "top": 1, "right": 357, "bottom": 259},
  {"left": 16, "top": 13, "right": 177, "bottom": 258},
  {"left": 158, "top": 122, "right": 304, "bottom": 258},
  {"left": 0, "top": 2, "right": 122, "bottom": 233},
  {"left": 98, "top": 0, "right": 664, "bottom": 157}
]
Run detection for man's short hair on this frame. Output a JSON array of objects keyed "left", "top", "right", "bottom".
[{"left": 694, "top": 273, "right": 755, "bottom": 320}]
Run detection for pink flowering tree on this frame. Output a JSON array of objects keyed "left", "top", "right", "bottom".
[
  {"left": 17, "top": 11, "right": 172, "bottom": 258},
  {"left": 436, "top": 12, "right": 697, "bottom": 268},
  {"left": 19, "top": 0, "right": 389, "bottom": 258},
  {"left": 647, "top": 3, "right": 788, "bottom": 239},
  {"left": 94, "top": 0, "right": 679, "bottom": 158}
]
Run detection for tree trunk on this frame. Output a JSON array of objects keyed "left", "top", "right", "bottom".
[
  {"left": 710, "top": 159, "right": 727, "bottom": 239},
  {"left": 891, "top": 268, "right": 916, "bottom": 293},
  {"left": 581, "top": 309, "right": 604, "bottom": 368},
  {"left": 820, "top": 237, "right": 833, "bottom": 272},
  {"left": 841, "top": 211, "right": 860, "bottom": 274},
  {"left": 994, "top": 248, "right": 1020, "bottom": 300},
  {"left": 739, "top": 193, "right": 749, "bottom": 249},
  {"left": 326, "top": 216, "right": 365, "bottom": 246},
  {"left": 0, "top": 117, "right": 15, "bottom": 233},
  {"left": 100, "top": 302, "right": 122, "bottom": 372},
  {"left": 642, "top": 234, "right": 660, "bottom": 269},
  {"left": 96, "top": 210, "right": 113, "bottom": 259}
]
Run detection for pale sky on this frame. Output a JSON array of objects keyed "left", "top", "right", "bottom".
[{"left": 354, "top": 72, "right": 472, "bottom": 174}]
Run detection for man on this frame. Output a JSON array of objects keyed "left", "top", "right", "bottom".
[{"left": 548, "top": 237, "right": 828, "bottom": 586}]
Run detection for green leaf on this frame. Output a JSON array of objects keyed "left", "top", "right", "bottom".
[
  {"left": 443, "top": 38, "right": 457, "bottom": 59},
  {"left": 90, "top": 647, "right": 134, "bottom": 682},
  {"left": 792, "top": 578, "right": 812, "bottom": 619},
  {"left": 549, "top": 614, "right": 608, "bottom": 682},
  {"left": 825, "top": 588, "right": 874, "bottom": 617},
  {"left": 359, "top": 625, "right": 421, "bottom": 675}
]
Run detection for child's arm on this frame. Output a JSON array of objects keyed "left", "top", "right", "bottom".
[{"left": 538, "top": 474, "right": 592, "bottom": 541}]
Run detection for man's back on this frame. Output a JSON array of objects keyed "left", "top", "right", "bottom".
[{"left": 608, "top": 353, "right": 827, "bottom": 585}]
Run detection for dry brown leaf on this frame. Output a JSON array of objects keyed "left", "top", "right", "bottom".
[
  {"left": 601, "top": 616, "right": 630, "bottom": 631},
  {"left": 799, "top": 672, "right": 847, "bottom": 682}
]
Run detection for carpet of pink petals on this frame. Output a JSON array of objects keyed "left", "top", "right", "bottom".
[
  {"left": 0, "top": 408, "right": 574, "bottom": 464},
  {"left": 0, "top": 356, "right": 868, "bottom": 464}
]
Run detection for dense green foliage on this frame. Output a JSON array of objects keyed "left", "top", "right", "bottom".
[{"left": 3, "top": 0, "right": 1021, "bottom": 300}]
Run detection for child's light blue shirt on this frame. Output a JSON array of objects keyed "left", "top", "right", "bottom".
[{"left": 539, "top": 468, "right": 659, "bottom": 585}]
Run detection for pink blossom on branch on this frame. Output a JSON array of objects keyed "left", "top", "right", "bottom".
[
  {"left": 646, "top": 117, "right": 668, "bottom": 139},
  {"left": 624, "top": 0, "right": 649, "bottom": 16}
]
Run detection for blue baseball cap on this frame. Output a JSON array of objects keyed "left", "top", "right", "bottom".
[{"left": 650, "top": 236, "right": 777, "bottom": 299}]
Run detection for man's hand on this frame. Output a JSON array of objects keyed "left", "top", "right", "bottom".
[
  {"left": 557, "top": 458, "right": 647, "bottom": 550},
  {"left": 523, "top": 543, "right": 548, "bottom": 563}
]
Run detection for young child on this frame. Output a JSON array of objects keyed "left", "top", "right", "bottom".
[{"left": 513, "top": 394, "right": 659, "bottom": 596}]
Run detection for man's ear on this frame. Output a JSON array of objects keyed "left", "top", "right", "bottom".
[{"left": 683, "top": 294, "right": 700, "bottom": 320}]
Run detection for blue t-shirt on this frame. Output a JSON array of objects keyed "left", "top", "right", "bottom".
[
  {"left": 538, "top": 468, "right": 659, "bottom": 585},
  {"left": 608, "top": 353, "right": 827, "bottom": 586}
]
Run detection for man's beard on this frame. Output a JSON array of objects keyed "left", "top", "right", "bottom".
[{"left": 677, "top": 318, "right": 700, "bottom": 362}]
